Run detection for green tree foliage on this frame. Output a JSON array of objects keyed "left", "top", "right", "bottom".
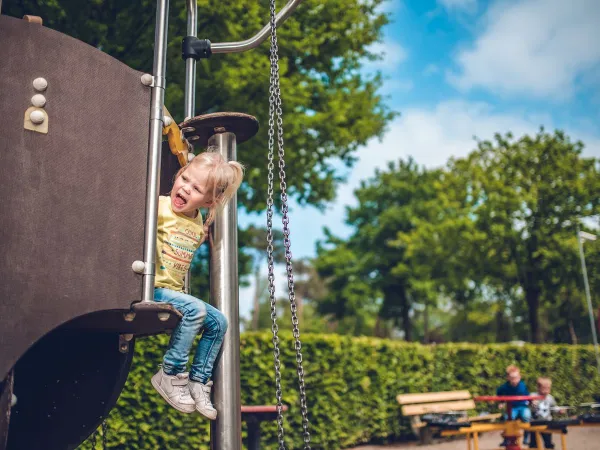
[
  {"left": 451, "top": 130, "right": 600, "bottom": 342},
  {"left": 5, "top": 0, "right": 396, "bottom": 297},
  {"left": 243, "top": 256, "right": 331, "bottom": 333},
  {"left": 242, "top": 225, "right": 285, "bottom": 330},
  {"left": 78, "top": 333, "right": 600, "bottom": 449},
  {"left": 315, "top": 130, "right": 599, "bottom": 343},
  {"left": 4, "top": 0, "right": 394, "bottom": 211},
  {"left": 315, "top": 159, "right": 462, "bottom": 340}
]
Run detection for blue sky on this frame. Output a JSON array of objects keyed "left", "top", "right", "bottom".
[{"left": 238, "top": 0, "right": 600, "bottom": 318}]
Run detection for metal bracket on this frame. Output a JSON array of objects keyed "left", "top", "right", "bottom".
[
  {"left": 118, "top": 334, "right": 133, "bottom": 353},
  {"left": 140, "top": 74, "right": 166, "bottom": 89},
  {"left": 182, "top": 37, "right": 212, "bottom": 60},
  {"left": 24, "top": 106, "right": 48, "bottom": 134}
]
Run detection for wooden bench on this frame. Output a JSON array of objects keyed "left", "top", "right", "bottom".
[
  {"left": 242, "top": 405, "right": 288, "bottom": 450},
  {"left": 397, "top": 390, "right": 501, "bottom": 444}
]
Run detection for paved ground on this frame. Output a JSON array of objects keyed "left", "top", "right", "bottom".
[{"left": 346, "top": 427, "right": 600, "bottom": 449}]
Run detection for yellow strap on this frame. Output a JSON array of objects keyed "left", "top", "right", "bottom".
[{"left": 162, "top": 106, "right": 189, "bottom": 167}]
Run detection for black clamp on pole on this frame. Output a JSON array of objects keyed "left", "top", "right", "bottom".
[{"left": 182, "top": 37, "right": 212, "bottom": 60}]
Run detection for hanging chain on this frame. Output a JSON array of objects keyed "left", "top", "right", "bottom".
[
  {"left": 101, "top": 420, "right": 108, "bottom": 449},
  {"left": 89, "top": 430, "right": 97, "bottom": 449},
  {"left": 266, "top": 0, "right": 286, "bottom": 444},
  {"left": 266, "top": 0, "right": 311, "bottom": 448}
]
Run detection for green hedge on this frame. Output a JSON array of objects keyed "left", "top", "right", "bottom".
[{"left": 79, "top": 333, "right": 600, "bottom": 449}]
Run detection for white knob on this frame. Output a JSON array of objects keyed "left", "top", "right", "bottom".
[
  {"left": 163, "top": 115, "right": 173, "bottom": 126},
  {"left": 30, "top": 110, "right": 45, "bottom": 124},
  {"left": 158, "top": 312, "right": 170, "bottom": 322},
  {"left": 31, "top": 94, "right": 46, "bottom": 108},
  {"left": 140, "top": 74, "right": 153, "bottom": 86},
  {"left": 187, "top": 152, "right": 195, "bottom": 162},
  {"left": 131, "top": 260, "right": 146, "bottom": 274},
  {"left": 33, "top": 77, "right": 48, "bottom": 91}
]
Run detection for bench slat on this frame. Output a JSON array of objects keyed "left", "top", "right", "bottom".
[
  {"left": 402, "top": 399, "right": 476, "bottom": 416},
  {"left": 397, "top": 390, "right": 472, "bottom": 405}
]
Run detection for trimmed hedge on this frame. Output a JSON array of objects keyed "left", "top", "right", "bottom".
[{"left": 79, "top": 333, "right": 600, "bottom": 449}]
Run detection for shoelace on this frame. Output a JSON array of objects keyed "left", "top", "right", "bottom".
[
  {"left": 174, "top": 371, "right": 193, "bottom": 401},
  {"left": 179, "top": 385, "right": 192, "bottom": 401},
  {"left": 193, "top": 384, "right": 212, "bottom": 406}
]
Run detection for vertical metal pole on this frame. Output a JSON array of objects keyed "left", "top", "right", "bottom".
[
  {"left": 577, "top": 226, "right": 600, "bottom": 373},
  {"left": 184, "top": 0, "right": 198, "bottom": 120},
  {"left": 142, "top": 0, "right": 170, "bottom": 302},
  {"left": 209, "top": 132, "right": 241, "bottom": 450},
  {"left": 183, "top": 0, "right": 197, "bottom": 295}
]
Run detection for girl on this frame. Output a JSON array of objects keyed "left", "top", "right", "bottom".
[{"left": 151, "top": 150, "right": 243, "bottom": 420}]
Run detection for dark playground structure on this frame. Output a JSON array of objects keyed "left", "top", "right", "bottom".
[
  {"left": 0, "top": 1, "right": 309, "bottom": 449},
  {"left": 420, "top": 396, "right": 600, "bottom": 450}
]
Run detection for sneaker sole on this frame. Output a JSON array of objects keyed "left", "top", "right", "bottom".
[
  {"left": 151, "top": 375, "right": 196, "bottom": 414},
  {"left": 196, "top": 407, "right": 217, "bottom": 421}
]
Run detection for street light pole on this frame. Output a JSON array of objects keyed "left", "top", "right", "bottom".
[{"left": 577, "top": 225, "right": 599, "bottom": 373}]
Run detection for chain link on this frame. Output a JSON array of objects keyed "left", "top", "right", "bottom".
[
  {"left": 89, "top": 430, "right": 97, "bottom": 449},
  {"left": 267, "top": 0, "right": 311, "bottom": 448},
  {"left": 102, "top": 420, "right": 108, "bottom": 449},
  {"left": 267, "top": 0, "right": 286, "bottom": 446}
]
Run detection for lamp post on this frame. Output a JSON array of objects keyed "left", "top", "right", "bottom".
[{"left": 577, "top": 226, "right": 599, "bottom": 373}]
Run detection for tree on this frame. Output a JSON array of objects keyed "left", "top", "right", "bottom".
[
  {"left": 314, "top": 130, "right": 599, "bottom": 344},
  {"left": 6, "top": 0, "right": 396, "bottom": 299},
  {"left": 242, "top": 225, "right": 284, "bottom": 330},
  {"left": 450, "top": 129, "right": 600, "bottom": 342},
  {"left": 315, "top": 159, "right": 451, "bottom": 340},
  {"left": 314, "top": 233, "right": 381, "bottom": 336},
  {"left": 5, "top": 0, "right": 395, "bottom": 212}
]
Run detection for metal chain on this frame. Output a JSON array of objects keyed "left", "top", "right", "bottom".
[
  {"left": 89, "top": 430, "right": 97, "bottom": 449},
  {"left": 267, "top": 0, "right": 311, "bottom": 448},
  {"left": 267, "top": 0, "right": 286, "bottom": 446},
  {"left": 102, "top": 420, "right": 108, "bottom": 449}
]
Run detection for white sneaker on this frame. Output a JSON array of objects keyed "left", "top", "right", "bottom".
[
  {"left": 189, "top": 380, "right": 218, "bottom": 420},
  {"left": 151, "top": 368, "right": 196, "bottom": 414}
]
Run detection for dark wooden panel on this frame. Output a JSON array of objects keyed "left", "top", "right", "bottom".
[
  {"left": 0, "top": 372, "right": 13, "bottom": 450},
  {"left": 0, "top": 15, "right": 151, "bottom": 381},
  {"left": 7, "top": 329, "right": 134, "bottom": 450}
]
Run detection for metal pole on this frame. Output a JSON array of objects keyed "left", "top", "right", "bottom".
[
  {"left": 577, "top": 226, "right": 600, "bottom": 373},
  {"left": 184, "top": 0, "right": 197, "bottom": 119},
  {"left": 211, "top": 0, "right": 304, "bottom": 54},
  {"left": 209, "top": 132, "right": 241, "bottom": 450},
  {"left": 142, "top": 0, "right": 170, "bottom": 302},
  {"left": 183, "top": 0, "right": 197, "bottom": 295}
]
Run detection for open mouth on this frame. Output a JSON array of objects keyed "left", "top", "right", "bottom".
[{"left": 173, "top": 193, "right": 187, "bottom": 208}]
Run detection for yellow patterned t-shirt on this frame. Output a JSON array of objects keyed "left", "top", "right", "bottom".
[{"left": 155, "top": 195, "right": 205, "bottom": 292}]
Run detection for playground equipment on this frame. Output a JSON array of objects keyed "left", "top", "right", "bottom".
[
  {"left": 0, "top": 0, "right": 309, "bottom": 449},
  {"left": 437, "top": 396, "right": 600, "bottom": 450}
]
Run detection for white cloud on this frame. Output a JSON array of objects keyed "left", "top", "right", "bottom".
[
  {"left": 376, "top": 0, "right": 402, "bottom": 14},
  {"left": 276, "top": 100, "right": 600, "bottom": 261},
  {"left": 438, "top": 0, "right": 478, "bottom": 12},
  {"left": 449, "top": 0, "right": 600, "bottom": 99},
  {"left": 423, "top": 64, "right": 440, "bottom": 76},
  {"left": 366, "top": 40, "right": 408, "bottom": 71},
  {"left": 381, "top": 78, "right": 414, "bottom": 94}
]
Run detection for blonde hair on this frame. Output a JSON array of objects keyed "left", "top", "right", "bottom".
[
  {"left": 537, "top": 377, "right": 552, "bottom": 388},
  {"left": 174, "top": 148, "right": 244, "bottom": 233},
  {"left": 506, "top": 365, "right": 520, "bottom": 375}
]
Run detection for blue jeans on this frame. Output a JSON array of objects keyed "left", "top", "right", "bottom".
[
  {"left": 154, "top": 288, "right": 228, "bottom": 384},
  {"left": 511, "top": 405, "right": 532, "bottom": 422}
]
